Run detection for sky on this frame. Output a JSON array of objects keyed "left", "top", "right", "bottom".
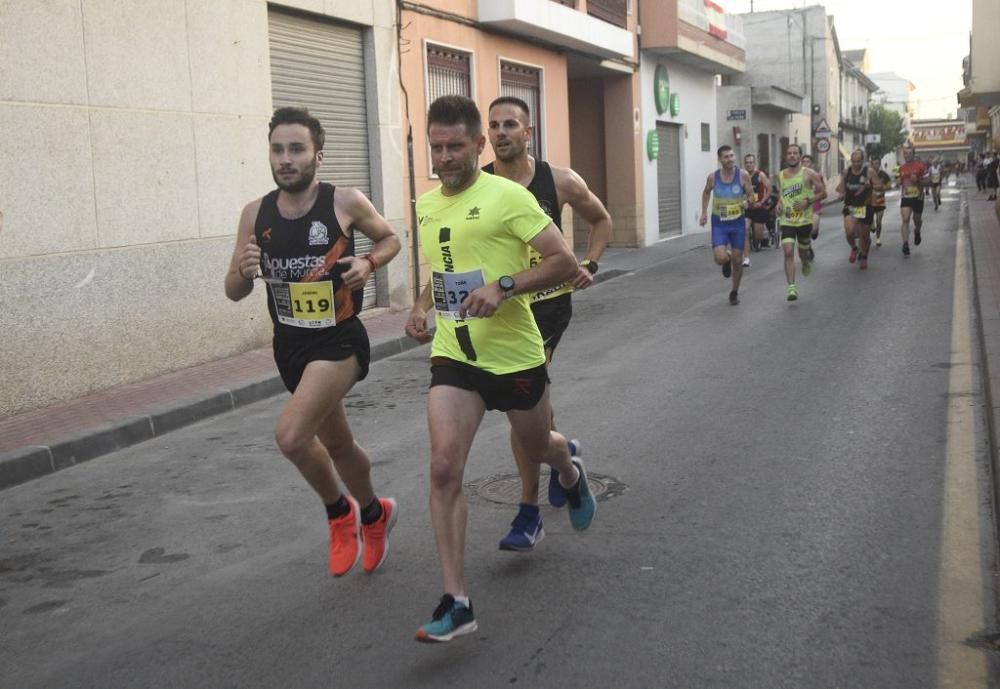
[{"left": 722, "top": 0, "right": 972, "bottom": 119}]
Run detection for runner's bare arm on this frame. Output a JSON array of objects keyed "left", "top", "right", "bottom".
[
  {"left": 224, "top": 199, "right": 263, "bottom": 302},
  {"left": 809, "top": 169, "right": 827, "bottom": 203},
  {"left": 405, "top": 281, "right": 434, "bottom": 343},
  {"left": 335, "top": 187, "right": 402, "bottom": 291},
  {"left": 835, "top": 172, "right": 847, "bottom": 198},
  {"left": 700, "top": 173, "right": 714, "bottom": 225},
  {"left": 552, "top": 165, "right": 612, "bottom": 289},
  {"left": 759, "top": 171, "right": 772, "bottom": 205},
  {"left": 741, "top": 169, "right": 754, "bottom": 206}
]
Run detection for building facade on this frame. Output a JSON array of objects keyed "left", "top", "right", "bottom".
[
  {"left": 959, "top": 0, "right": 1000, "bottom": 153},
  {"left": 724, "top": 7, "right": 841, "bottom": 182},
  {"left": 639, "top": 0, "right": 746, "bottom": 242},
  {"left": 398, "top": 0, "right": 641, "bottom": 259},
  {"left": 910, "top": 119, "right": 970, "bottom": 164},
  {"left": 0, "top": 0, "right": 409, "bottom": 414},
  {"left": 840, "top": 59, "right": 878, "bottom": 155}
]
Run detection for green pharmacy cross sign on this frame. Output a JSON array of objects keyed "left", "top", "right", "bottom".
[{"left": 655, "top": 64, "right": 670, "bottom": 115}]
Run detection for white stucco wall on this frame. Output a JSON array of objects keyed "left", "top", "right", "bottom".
[{"left": 640, "top": 58, "right": 718, "bottom": 245}]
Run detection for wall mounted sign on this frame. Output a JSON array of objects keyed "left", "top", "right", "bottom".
[
  {"left": 655, "top": 64, "right": 670, "bottom": 115},
  {"left": 670, "top": 93, "right": 680, "bottom": 117},
  {"left": 727, "top": 109, "right": 746, "bottom": 121},
  {"left": 647, "top": 130, "right": 659, "bottom": 160}
]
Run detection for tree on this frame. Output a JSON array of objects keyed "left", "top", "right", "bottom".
[{"left": 867, "top": 105, "right": 907, "bottom": 161}]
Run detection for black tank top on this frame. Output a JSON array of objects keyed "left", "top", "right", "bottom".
[
  {"left": 253, "top": 182, "right": 362, "bottom": 337},
  {"left": 844, "top": 166, "right": 870, "bottom": 206},
  {"left": 483, "top": 160, "right": 562, "bottom": 232}
]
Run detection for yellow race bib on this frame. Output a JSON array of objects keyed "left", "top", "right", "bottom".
[{"left": 266, "top": 280, "right": 336, "bottom": 328}]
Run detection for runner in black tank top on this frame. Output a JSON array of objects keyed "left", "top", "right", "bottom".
[
  {"left": 485, "top": 95, "right": 613, "bottom": 552},
  {"left": 225, "top": 107, "right": 401, "bottom": 579},
  {"left": 837, "top": 148, "right": 875, "bottom": 270}
]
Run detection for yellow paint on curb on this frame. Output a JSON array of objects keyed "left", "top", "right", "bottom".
[{"left": 937, "top": 227, "right": 988, "bottom": 688}]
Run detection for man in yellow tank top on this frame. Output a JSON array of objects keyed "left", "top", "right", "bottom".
[
  {"left": 777, "top": 144, "right": 826, "bottom": 301},
  {"left": 405, "top": 96, "right": 597, "bottom": 643}
]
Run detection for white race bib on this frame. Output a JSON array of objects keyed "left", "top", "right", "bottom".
[{"left": 432, "top": 269, "right": 486, "bottom": 320}]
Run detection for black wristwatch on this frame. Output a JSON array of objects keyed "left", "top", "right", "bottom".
[
  {"left": 498, "top": 275, "right": 515, "bottom": 299},
  {"left": 581, "top": 259, "right": 599, "bottom": 275}
]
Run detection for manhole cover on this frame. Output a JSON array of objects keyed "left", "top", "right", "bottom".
[{"left": 467, "top": 472, "right": 627, "bottom": 506}]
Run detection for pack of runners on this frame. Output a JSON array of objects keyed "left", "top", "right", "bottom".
[
  {"left": 227, "top": 97, "right": 608, "bottom": 644},
  {"left": 227, "top": 100, "right": 959, "bottom": 644},
  {"left": 700, "top": 143, "right": 943, "bottom": 304}
]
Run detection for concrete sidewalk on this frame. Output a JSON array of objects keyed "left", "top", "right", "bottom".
[
  {"left": 965, "top": 184, "right": 1000, "bottom": 517},
  {"left": 0, "top": 235, "right": 708, "bottom": 490}
]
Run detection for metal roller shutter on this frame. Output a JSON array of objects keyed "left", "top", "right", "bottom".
[
  {"left": 268, "top": 9, "right": 377, "bottom": 309},
  {"left": 656, "top": 122, "right": 682, "bottom": 237}
]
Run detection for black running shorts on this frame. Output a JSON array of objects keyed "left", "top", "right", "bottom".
[
  {"left": 747, "top": 208, "right": 770, "bottom": 225},
  {"left": 430, "top": 357, "right": 548, "bottom": 411},
  {"left": 273, "top": 315, "right": 371, "bottom": 393},
  {"left": 901, "top": 197, "right": 924, "bottom": 214},
  {"left": 780, "top": 224, "right": 813, "bottom": 246},
  {"left": 530, "top": 293, "right": 573, "bottom": 356}
]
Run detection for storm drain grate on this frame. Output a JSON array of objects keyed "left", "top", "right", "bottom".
[{"left": 467, "top": 472, "right": 627, "bottom": 506}]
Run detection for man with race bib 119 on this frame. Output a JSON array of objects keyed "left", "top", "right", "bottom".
[{"left": 225, "top": 107, "right": 402, "bottom": 579}]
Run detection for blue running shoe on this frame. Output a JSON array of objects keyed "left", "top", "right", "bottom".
[
  {"left": 566, "top": 457, "right": 596, "bottom": 531},
  {"left": 499, "top": 503, "right": 544, "bottom": 552},
  {"left": 548, "top": 439, "right": 582, "bottom": 508},
  {"left": 415, "top": 594, "right": 477, "bottom": 643}
]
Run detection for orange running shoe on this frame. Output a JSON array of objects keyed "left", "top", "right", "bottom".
[
  {"left": 361, "top": 497, "right": 398, "bottom": 573},
  {"left": 328, "top": 496, "right": 361, "bottom": 577}
]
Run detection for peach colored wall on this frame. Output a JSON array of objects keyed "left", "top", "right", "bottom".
[{"left": 399, "top": 8, "right": 573, "bottom": 281}]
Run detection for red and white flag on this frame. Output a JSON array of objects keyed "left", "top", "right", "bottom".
[{"left": 704, "top": 0, "right": 728, "bottom": 40}]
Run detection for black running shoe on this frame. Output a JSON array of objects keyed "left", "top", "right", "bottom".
[
  {"left": 914, "top": 227, "right": 922, "bottom": 245},
  {"left": 729, "top": 290, "right": 739, "bottom": 305},
  {"left": 902, "top": 242, "right": 911, "bottom": 256},
  {"left": 722, "top": 260, "right": 732, "bottom": 278}
]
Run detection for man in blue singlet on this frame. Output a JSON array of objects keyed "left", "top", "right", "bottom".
[{"left": 700, "top": 145, "right": 754, "bottom": 305}]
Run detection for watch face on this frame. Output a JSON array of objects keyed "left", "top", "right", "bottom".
[{"left": 499, "top": 276, "right": 515, "bottom": 290}]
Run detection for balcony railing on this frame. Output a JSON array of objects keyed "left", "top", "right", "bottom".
[{"left": 587, "top": 0, "right": 627, "bottom": 29}]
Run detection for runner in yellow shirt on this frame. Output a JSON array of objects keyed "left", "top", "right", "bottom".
[{"left": 405, "top": 95, "right": 597, "bottom": 643}]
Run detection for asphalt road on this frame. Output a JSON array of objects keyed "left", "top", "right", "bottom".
[{"left": 3, "top": 185, "right": 997, "bottom": 689}]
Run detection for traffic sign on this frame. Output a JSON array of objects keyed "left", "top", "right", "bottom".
[
  {"left": 815, "top": 118, "right": 832, "bottom": 139},
  {"left": 815, "top": 138, "right": 831, "bottom": 153}
]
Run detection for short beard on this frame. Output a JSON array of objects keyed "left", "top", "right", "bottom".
[
  {"left": 272, "top": 162, "right": 317, "bottom": 193},
  {"left": 495, "top": 142, "right": 524, "bottom": 162},
  {"left": 436, "top": 161, "right": 476, "bottom": 191}
]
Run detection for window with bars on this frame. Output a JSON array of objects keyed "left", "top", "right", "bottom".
[
  {"left": 499, "top": 61, "right": 543, "bottom": 158},
  {"left": 426, "top": 44, "right": 472, "bottom": 103},
  {"left": 701, "top": 123, "right": 711, "bottom": 152}
]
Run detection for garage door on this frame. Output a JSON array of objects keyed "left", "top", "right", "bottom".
[
  {"left": 656, "top": 122, "right": 682, "bottom": 237},
  {"left": 268, "top": 9, "right": 377, "bottom": 309}
]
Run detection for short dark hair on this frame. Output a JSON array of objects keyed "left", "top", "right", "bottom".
[
  {"left": 488, "top": 96, "right": 531, "bottom": 122},
  {"left": 788, "top": 143, "right": 803, "bottom": 156},
  {"left": 269, "top": 107, "right": 325, "bottom": 151},
  {"left": 427, "top": 95, "right": 482, "bottom": 137},
  {"left": 717, "top": 145, "right": 733, "bottom": 158},
  {"left": 744, "top": 153, "right": 756, "bottom": 160}
]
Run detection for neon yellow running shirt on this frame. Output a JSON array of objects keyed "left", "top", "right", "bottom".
[
  {"left": 417, "top": 172, "right": 551, "bottom": 374},
  {"left": 779, "top": 168, "right": 814, "bottom": 227}
]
